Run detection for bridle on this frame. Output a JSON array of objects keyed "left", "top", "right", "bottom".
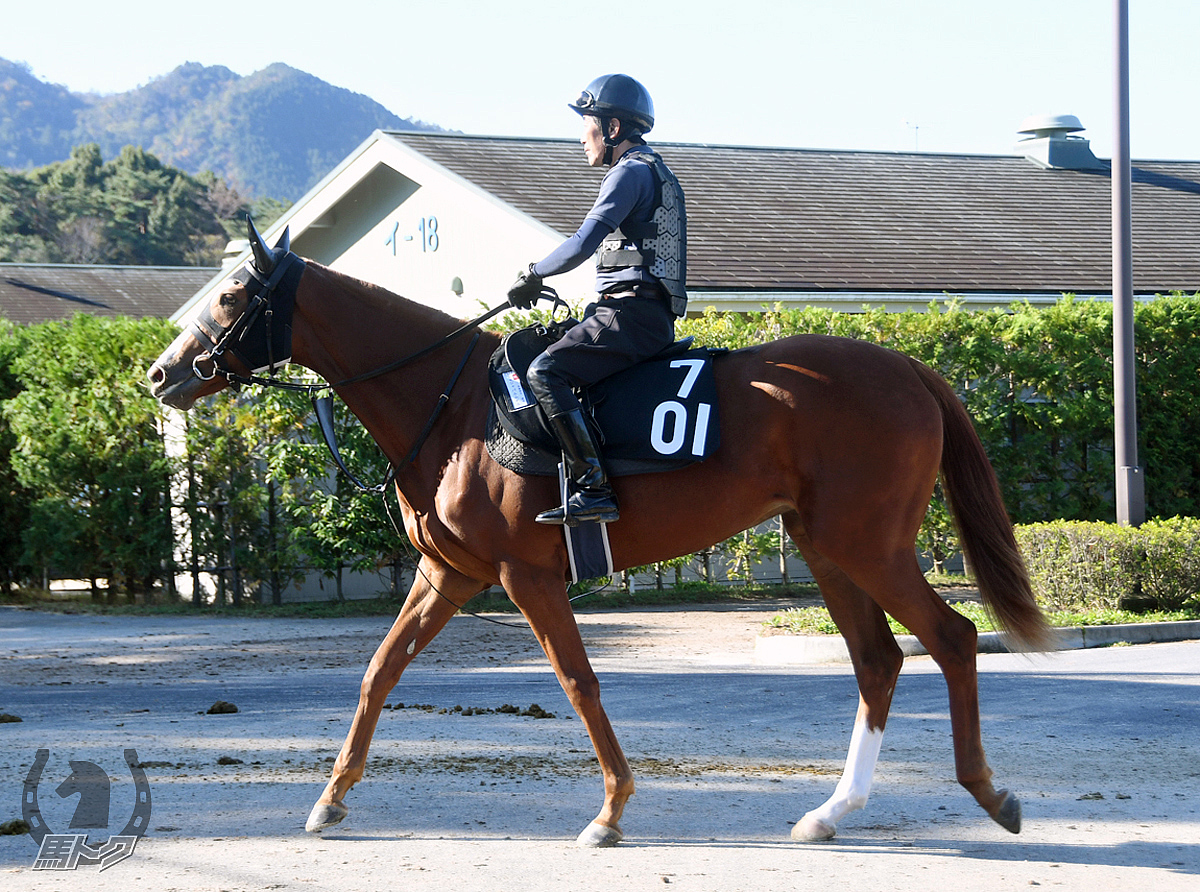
[{"left": 188, "top": 245, "right": 304, "bottom": 385}]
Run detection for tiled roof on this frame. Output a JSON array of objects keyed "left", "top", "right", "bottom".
[
  {"left": 0, "top": 264, "right": 218, "bottom": 325},
  {"left": 390, "top": 132, "right": 1200, "bottom": 296}
]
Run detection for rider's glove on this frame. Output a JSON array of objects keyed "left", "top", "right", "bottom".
[{"left": 507, "top": 263, "right": 544, "bottom": 309}]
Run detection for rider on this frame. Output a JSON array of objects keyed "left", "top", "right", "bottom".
[{"left": 507, "top": 73, "right": 688, "bottom": 526}]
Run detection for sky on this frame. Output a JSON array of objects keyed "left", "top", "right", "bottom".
[{"left": 3, "top": 0, "right": 1199, "bottom": 161}]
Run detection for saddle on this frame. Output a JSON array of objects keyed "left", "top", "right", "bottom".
[{"left": 486, "top": 321, "right": 722, "bottom": 477}]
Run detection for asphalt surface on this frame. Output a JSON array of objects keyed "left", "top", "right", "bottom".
[{"left": 1, "top": 604, "right": 1198, "bottom": 891}]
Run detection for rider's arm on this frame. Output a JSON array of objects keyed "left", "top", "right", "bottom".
[
  {"left": 531, "top": 216, "right": 613, "bottom": 278},
  {"left": 531, "top": 159, "right": 648, "bottom": 278}
]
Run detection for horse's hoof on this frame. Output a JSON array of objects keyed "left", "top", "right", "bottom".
[
  {"left": 305, "top": 801, "right": 349, "bottom": 833},
  {"left": 792, "top": 813, "right": 837, "bottom": 842},
  {"left": 991, "top": 791, "right": 1021, "bottom": 834},
  {"left": 576, "top": 820, "right": 623, "bottom": 848}
]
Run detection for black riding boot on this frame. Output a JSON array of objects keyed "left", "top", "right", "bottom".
[{"left": 536, "top": 408, "right": 620, "bottom": 526}]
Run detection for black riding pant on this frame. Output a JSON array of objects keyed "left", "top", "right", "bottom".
[{"left": 525, "top": 291, "right": 676, "bottom": 417}]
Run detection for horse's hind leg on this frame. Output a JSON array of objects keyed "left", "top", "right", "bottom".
[
  {"left": 306, "top": 559, "right": 481, "bottom": 832},
  {"left": 850, "top": 552, "right": 1021, "bottom": 834},
  {"left": 504, "top": 566, "right": 634, "bottom": 848},
  {"left": 788, "top": 529, "right": 904, "bottom": 842}
]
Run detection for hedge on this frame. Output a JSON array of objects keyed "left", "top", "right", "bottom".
[
  {"left": 679, "top": 294, "right": 1200, "bottom": 524},
  {"left": 1016, "top": 518, "right": 1200, "bottom": 612},
  {"left": 4, "top": 295, "right": 1200, "bottom": 601}
]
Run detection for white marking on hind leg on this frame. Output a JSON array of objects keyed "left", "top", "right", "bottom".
[{"left": 794, "top": 716, "right": 884, "bottom": 841}]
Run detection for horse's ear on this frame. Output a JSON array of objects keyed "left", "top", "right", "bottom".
[
  {"left": 246, "top": 214, "right": 277, "bottom": 275},
  {"left": 275, "top": 226, "right": 291, "bottom": 255}
]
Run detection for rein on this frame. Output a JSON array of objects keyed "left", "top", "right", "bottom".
[
  {"left": 313, "top": 331, "right": 482, "bottom": 494},
  {"left": 202, "top": 245, "right": 565, "bottom": 491},
  {"left": 229, "top": 296, "right": 520, "bottom": 493},
  {"left": 225, "top": 297, "right": 513, "bottom": 395}
]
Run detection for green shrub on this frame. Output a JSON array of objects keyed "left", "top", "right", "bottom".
[
  {"left": 1016, "top": 519, "right": 1200, "bottom": 613},
  {"left": 1016, "top": 522, "right": 1140, "bottom": 611},
  {"left": 1136, "top": 517, "right": 1200, "bottom": 611}
]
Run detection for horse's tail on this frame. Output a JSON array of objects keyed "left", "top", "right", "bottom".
[{"left": 911, "top": 359, "right": 1052, "bottom": 651}]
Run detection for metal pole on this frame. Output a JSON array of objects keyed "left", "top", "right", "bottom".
[{"left": 1112, "top": 0, "right": 1144, "bottom": 526}]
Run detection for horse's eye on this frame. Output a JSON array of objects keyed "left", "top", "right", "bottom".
[{"left": 219, "top": 293, "right": 237, "bottom": 308}]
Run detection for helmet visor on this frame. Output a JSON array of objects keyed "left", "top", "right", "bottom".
[{"left": 570, "top": 89, "right": 598, "bottom": 114}]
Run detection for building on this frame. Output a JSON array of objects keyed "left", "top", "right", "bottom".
[
  {"left": 0, "top": 264, "right": 217, "bottom": 326},
  {"left": 176, "top": 117, "right": 1200, "bottom": 326}
]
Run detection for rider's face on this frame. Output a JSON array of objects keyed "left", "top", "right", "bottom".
[{"left": 580, "top": 115, "right": 608, "bottom": 167}]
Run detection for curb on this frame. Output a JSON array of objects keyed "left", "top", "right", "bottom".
[{"left": 754, "top": 619, "right": 1200, "bottom": 664}]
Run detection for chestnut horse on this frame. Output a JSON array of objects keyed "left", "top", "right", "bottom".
[{"left": 147, "top": 227, "right": 1049, "bottom": 847}]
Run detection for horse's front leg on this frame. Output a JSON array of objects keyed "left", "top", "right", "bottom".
[
  {"left": 505, "top": 566, "right": 634, "bottom": 848},
  {"left": 306, "top": 559, "right": 482, "bottom": 832}
]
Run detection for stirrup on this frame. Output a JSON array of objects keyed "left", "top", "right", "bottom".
[{"left": 536, "top": 491, "right": 619, "bottom": 527}]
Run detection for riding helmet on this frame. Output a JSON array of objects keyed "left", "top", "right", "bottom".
[{"left": 569, "top": 74, "right": 655, "bottom": 136}]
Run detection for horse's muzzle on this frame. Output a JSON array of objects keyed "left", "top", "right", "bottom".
[{"left": 147, "top": 351, "right": 215, "bottom": 410}]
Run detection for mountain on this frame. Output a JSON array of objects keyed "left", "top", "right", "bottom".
[
  {"left": 0, "top": 59, "right": 440, "bottom": 200},
  {"left": 0, "top": 60, "right": 87, "bottom": 168}
]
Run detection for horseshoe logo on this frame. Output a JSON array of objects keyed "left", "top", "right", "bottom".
[
  {"left": 21, "top": 750, "right": 51, "bottom": 844},
  {"left": 22, "top": 749, "right": 152, "bottom": 845}
]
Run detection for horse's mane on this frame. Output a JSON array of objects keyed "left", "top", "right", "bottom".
[{"left": 305, "top": 259, "right": 476, "bottom": 332}]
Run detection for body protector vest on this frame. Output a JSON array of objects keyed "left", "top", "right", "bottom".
[{"left": 596, "top": 151, "right": 688, "bottom": 317}]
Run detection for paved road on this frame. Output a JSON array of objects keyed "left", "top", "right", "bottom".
[{"left": 1, "top": 605, "right": 1197, "bottom": 891}]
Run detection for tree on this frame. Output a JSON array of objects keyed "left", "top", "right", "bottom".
[
  {"left": 177, "top": 384, "right": 409, "bottom": 605},
  {"left": 0, "top": 169, "right": 48, "bottom": 262},
  {"left": 0, "top": 320, "right": 34, "bottom": 591},
  {"left": 264, "top": 388, "right": 410, "bottom": 600},
  {"left": 181, "top": 386, "right": 304, "bottom": 606},
  {"left": 36, "top": 143, "right": 107, "bottom": 262},
  {"left": 101, "top": 145, "right": 224, "bottom": 265},
  {"left": 3, "top": 315, "right": 178, "bottom": 599},
  {"left": 0, "top": 143, "right": 252, "bottom": 266}
]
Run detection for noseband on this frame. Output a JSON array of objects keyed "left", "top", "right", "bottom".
[{"left": 188, "top": 249, "right": 306, "bottom": 384}]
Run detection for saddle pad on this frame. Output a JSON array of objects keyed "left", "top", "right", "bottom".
[
  {"left": 488, "top": 327, "right": 721, "bottom": 477},
  {"left": 487, "top": 406, "right": 698, "bottom": 477}
]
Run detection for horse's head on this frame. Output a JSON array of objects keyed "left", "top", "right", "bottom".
[{"left": 147, "top": 218, "right": 303, "bottom": 411}]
